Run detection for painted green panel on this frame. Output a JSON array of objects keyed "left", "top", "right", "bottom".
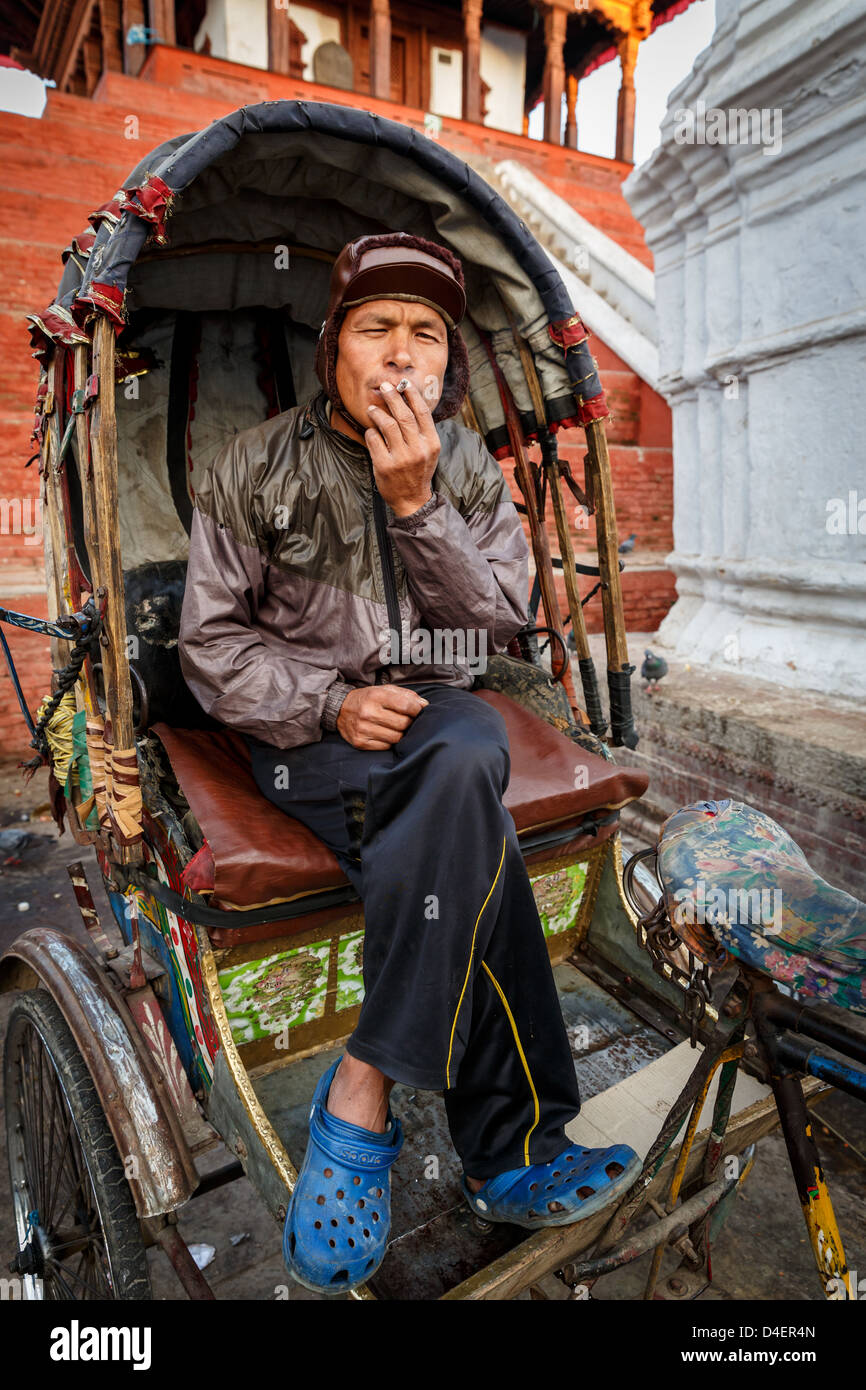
[
  {"left": 219, "top": 942, "right": 330, "bottom": 1044},
  {"left": 532, "top": 862, "right": 588, "bottom": 936}
]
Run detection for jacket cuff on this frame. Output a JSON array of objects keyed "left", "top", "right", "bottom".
[
  {"left": 321, "top": 680, "right": 354, "bottom": 732},
  {"left": 387, "top": 491, "right": 442, "bottom": 535}
]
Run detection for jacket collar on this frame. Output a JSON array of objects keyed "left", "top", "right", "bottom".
[{"left": 307, "top": 389, "right": 371, "bottom": 474}]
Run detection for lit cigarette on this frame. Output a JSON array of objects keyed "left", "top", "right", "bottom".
[{"left": 397, "top": 378, "right": 410, "bottom": 392}]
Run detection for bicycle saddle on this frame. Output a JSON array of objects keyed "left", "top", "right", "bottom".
[{"left": 656, "top": 800, "right": 866, "bottom": 1015}]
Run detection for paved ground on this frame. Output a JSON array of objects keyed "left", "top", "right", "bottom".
[{"left": 1, "top": 755, "right": 863, "bottom": 1302}]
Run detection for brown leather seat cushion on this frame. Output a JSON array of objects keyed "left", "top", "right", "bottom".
[{"left": 151, "top": 688, "right": 647, "bottom": 911}]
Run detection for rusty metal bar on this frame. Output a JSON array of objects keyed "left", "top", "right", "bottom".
[
  {"left": 66, "top": 860, "right": 119, "bottom": 959},
  {"left": 565, "top": 1145, "right": 755, "bottom": 1285},
  {"left": 153, "top": 1223, "right": 216, "bottom": 1300},
  {"left": 642, "top": 1043, "right": 743, "bottom": 1299},
  {"left": 190, "top": 1161, "right": 245, "bottom": 1199}
]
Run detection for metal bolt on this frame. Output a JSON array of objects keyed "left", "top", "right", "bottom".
[{"left": 669, "top": 1276, "right": 685, "bottom": 1293}]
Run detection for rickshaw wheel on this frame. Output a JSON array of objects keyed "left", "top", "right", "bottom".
[{"left": 4, "top": 990, "right": 152, "bottom": 1301}]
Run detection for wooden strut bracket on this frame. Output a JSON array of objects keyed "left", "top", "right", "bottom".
[
  {"left": 87, "top": 316, "right": 144, "bottom": 863},
  {"left": 481, "top": 323, "right": 579, "bottom": 710},
  {"left": 506, "top": 316, "right": 608, "bottom": 739},
  {"left": 507, "top": 410, "right": 580, "bottom": 711},
  {"left": 69, "top": 341, "right": 113, "bottom": 839},
  {"left": 583, "top": 416, "right": 638, "bottom": 749}
]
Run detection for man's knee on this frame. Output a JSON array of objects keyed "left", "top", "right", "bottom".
[{"left": 425, "top": 708, "right": 509, "bottom": 779}]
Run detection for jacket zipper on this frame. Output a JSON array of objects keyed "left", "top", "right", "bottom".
[{"left": 368, "top": 460, "right": 404, "bottom": 667}]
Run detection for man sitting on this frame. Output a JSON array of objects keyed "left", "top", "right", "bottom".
[{"left": 178, "top": 232, "right": 640, "bottom": 1296}]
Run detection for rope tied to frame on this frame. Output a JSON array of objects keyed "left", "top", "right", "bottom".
[{"left": 18, "top": 596, "right": 106, "bottom": 779}]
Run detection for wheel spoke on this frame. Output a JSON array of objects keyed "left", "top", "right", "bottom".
[
  {"left": 49, "top": 1226, "right": 101, "bottom": 1255},
  {"left": 45, "top": 1261, "right": 85, "bottom": 1300},
  {"left": 46, "top": 1252, "right": 109, "bottom": 1300},
  {"left": 16, "top": 1040, "right": 43, "bottom": 1211},
  {"left": 52, "top": 1159, "right": 93, "bottom": 1233},
  {"left": 42, "top": 1063, "right": 62, "bottom": 1220},
  {"left": 43, "top": 1108, "right": 77, "bottom": 1228},
  {"left": 46, "top": 1056, "right": 59, "bottom": 1168}
]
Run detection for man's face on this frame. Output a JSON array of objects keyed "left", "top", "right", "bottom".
[{"left": 333, "top": 299, "right": 449, "bottom": 441}]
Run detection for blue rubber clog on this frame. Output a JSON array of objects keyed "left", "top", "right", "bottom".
[
  {"left": 283, "top": 1057, "right": 404, "bottom": 1295},
  {"left": 462, "top": 1143, "right": 642, "bottom": 1229}
]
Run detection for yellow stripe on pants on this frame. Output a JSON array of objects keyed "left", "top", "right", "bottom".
[
  {"left": 481, "top": 960, "right": 541, "bottom": 1167},
  {"left": 445, "top": 834, "right": 507, "bottom": 1089}
]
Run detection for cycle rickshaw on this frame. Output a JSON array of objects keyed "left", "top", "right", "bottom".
[{"left": 2, "top": 99, "right": 864, "bottom": 1301}]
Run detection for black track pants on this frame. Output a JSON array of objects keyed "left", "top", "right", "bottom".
[{"left": 244, "top": 683, "right": 581, "bottom": 1178}]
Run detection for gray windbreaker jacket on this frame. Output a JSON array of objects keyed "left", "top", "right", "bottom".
[{"left": 178, "top": 388, "right": 530, "bottom": 749}]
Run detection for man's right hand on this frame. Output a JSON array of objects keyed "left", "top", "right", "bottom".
[{"left": 336, "top": 686, "right": 429, "bottom": 750}]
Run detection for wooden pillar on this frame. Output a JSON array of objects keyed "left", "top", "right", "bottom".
[
  {"left": 98, "top": 0, "right": 124, "bottom": 72},
  {"left": 369, "top": 0, "right": 391, "bottom": 100},
  {"left": 564, "top": 71, "right": 578, "bottom": 149},
  {"left": 541, "top": 3, "right": 566, "bottom": 147},
  {"left": 462, "top": 0, "right": 483, "bottom": 125},
  {"left": 122, "top": 0, "right": 146, "bottom": 74},
  {"left": 615, "top": 33, "right": 639, "bottom": 162},
  {"left": 149, "top": 0, "right": 176, "bottom": 46},
  {"left": 82, "top": 35, "right": 102, "bottom": 93}
]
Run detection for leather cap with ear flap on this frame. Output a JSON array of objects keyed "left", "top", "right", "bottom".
[{"left": 314, "top": 232, "right": 470, "bottom": 434}]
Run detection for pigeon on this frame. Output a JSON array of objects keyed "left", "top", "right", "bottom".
[
  {"left": 618, "top": 532, "right": 637, "bottom": 554},
  {"left": 0, "top": 826, "right": 40, "bottom": 864},
  {"left": 641, "top": 649, "right": 668, "bottom": 694}
]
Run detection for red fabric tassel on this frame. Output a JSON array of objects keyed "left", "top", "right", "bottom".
[
  {"left": 88, "top": 195, "right": 124, "bottom": 234},
  {"left": 548, "top": 313, "right": 590, "bottom": 350},
  {"left": 119, "top": 174, "right": 174, "bottom": 246},
  {"left": 61, "top": 230, "right": 97, "bottom": 265},
  {"left": 576, "top": 395, "right": 610, "bottom": 426},
  {"left": 26, "top": 305, "right": 90, "bottom": 361},
  {"left": 74, "top": 281, "right": 125, "bottom": 326}
]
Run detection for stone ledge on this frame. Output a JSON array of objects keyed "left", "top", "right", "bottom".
[{"left": 606, "top": 648, "right": 866, "bottom": 900}]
